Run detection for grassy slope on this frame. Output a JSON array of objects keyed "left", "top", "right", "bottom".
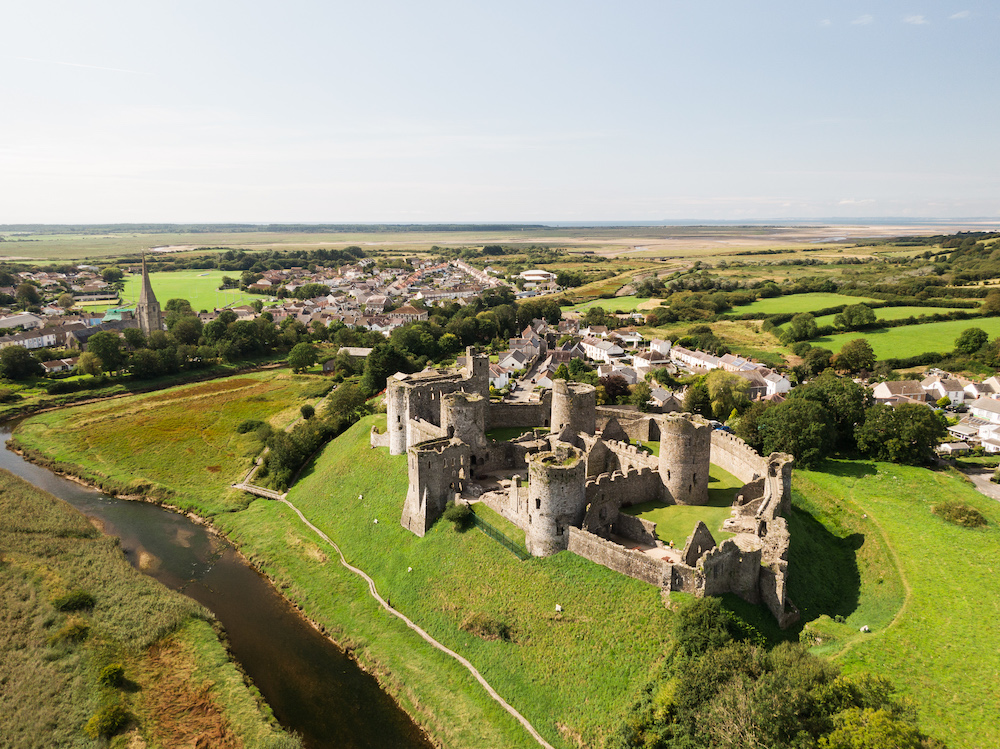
[
  {"left": 0, "top": 468, "right": 290, "bottom": 748},
  {"left": 731, "top": 292, "right": 881, "bottom": 315},
  {"left": 814, "top": 316, "right": 1000, "bottom": 358},
  {"left": 794, "top": 461, "right": 1000, "bottom": 749},
  {"left": 13, "top": 370, "right": 317, "bottom": 516},
  {"left": 622, "top": 464, "right": 742, "bottom": 546},
  {"left": 216, "top": 414, "right": 676, "bottom": 749},
  {"left": 119, "top": 270, "right": 252, "bottom": 312}
]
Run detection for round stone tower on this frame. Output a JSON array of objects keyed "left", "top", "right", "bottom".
[
  {"left": 659, "top": 413, "right": 712, "bottom": 505},
  {"left": 525, "top": 444, "right": 587, "bottom": 556},
  {"left": 441, "top": 391, "right": 487, "bottom": 447},
  {"left": 387, "top": 379, "right": 409, "bottom": 455},
  {"left": 550, "top": 379, "right": 597, "bottom": 436}
]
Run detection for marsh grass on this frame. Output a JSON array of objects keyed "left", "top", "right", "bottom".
[{"left": 0, "top": 468, "right": 296, "bottom": 748}]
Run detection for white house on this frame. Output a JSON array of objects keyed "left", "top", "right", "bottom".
[
  {"left": 763, "top": 371, "right": 792, "bottom": 397},
  {"left": 922, "top": 376, "right": 967, "bottom": 404},
  {"left": 581, "top": 337, "right": 624, "bottom": 363},
  {"left": 489, "top": 364, "right": 511, "bottom": 390},
  {"left": 970, "top": 396, "right": 1000, "bottom": 424}
]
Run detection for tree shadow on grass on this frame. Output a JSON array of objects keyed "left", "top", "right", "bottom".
[{"left": 817, "top": 460, "right": 878, "bottom": 480}]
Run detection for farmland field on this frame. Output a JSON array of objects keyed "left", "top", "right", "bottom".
[
  {"left": 119, "top": 270, "right": 254, "bottom": 312},
  {"left": 812, "top": 305, "right": 976, "bottom": 327},
  {"left": 730, "top": 292, "right": 882, "bottom": 315},
  {"left": 813, "top": 316, "right": 1000, "bottom": 359}
]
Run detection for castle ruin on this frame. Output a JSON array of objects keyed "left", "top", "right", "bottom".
[{"left": 375, "top": 348, "right": 798, "bottom": 627}]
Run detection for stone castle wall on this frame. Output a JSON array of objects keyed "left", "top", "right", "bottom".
[
  {"left": 486, "top": 398, "right": 552, "bottom": 430},
  {"left": 596, "top": 407, "right": 659, "bottom": 442},
  {"left": 400, "top": 438, "right": 471, "bottom": 536},
  {"left": 567, "top": 527, "right": 669, "bottom": 587},
  {"left": 612, "top": 512, "right": 659, "bottom": 546},
  {"left": 525, "top": 445, "right": 587, "bottom": 556},
  {"left": 709, "top": 430, "right": 768, "bottom": 485}
]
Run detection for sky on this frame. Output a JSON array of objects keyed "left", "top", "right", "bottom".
[{"left": 2, "top": 1, "right": 998, "bottom": 223}]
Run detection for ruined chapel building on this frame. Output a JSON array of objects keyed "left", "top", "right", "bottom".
[
  {"left": 136, "top": 254, "right": 163, "bottom": 336},
  {"left": 374, "top": 348, "right": 798, "bottom": 627}
]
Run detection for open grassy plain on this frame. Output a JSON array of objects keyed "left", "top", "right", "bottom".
[
  {"left": 813, "top": 316, "right": 1000, "bottom": 358},
  {"left": 791, "top": 461, "right": 1000, "bottom": 749},
  {"left": 13, "top": 370, "right": 324, "bottom": 515},
  {"left": 0, "top": 468, "right": 292, "bottom": 748}
]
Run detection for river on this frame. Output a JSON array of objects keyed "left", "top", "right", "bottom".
[{"left": 0, "top": 428, "right": 431, "bottom": 749}]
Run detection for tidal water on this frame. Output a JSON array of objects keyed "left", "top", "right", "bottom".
[{"left": 0, "top": 428, "right": 431, "bottom": 749}]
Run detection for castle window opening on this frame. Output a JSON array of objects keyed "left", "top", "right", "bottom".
[{"left": 536, "top": 498, "right": 541, "bottom": 509}]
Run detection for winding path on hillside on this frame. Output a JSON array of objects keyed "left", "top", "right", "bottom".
[{"left": 278, "top": 497, "right": 556, "bottom": 749}]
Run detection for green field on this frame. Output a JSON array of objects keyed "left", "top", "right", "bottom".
[
  {"left": 622, "top": 464, "right": 742, "bottom": 546},
  {"left": 13, "top": 370, "right": 324, "bottom": 515},
  {"left": 732, "top": 292, "right": 882, "bottom": 316},
  {"left": 563, "top": 295, "right": 660, "bottom": 313},
  {"left": 814, "top": 316, "right": 1000, "bottom": 359},
  {"left": 813, "top": 305, "right": 974, "bottom": 327},
  {"left": 119, "top": 270, "right": 254, "bottom": 312},
  {"left": 793, "top": 462, "right": 1000, "bottom": 749},
  {"left": 0, "top": 469, "right": 291, "bottom": 747}
]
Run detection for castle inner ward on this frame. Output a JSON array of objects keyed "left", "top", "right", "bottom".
[{"left": 372, "top": 348, "right": 799, "bottom": 627}]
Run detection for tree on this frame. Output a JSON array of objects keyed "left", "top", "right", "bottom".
[
  {"left": 789, "top": 371, "right": 872, "bottom": 451},
  {"left": 77, "top": 351, "right": 103, "bottom": 376},
  {"left": 360, "top": 343, "right": 410, "bottom": 395},
  {"left": 101, "top": 267, "right": 123, "bottom": 284},
  {"left": 835, "top": 338, "right": 876, "bottom": 373},
  {"left": 0, "top": 346, "right": 43, "bottom": 380},
  {"left": 58, "top": 293, "right": 75, "bottom": 310},
  {"left": 855, "top": 403, "right": 947, "bottom": 465},
  {"left": 300, "top": 404, "right": 315, "bottom": 419},
  {"left": 129, "top": 348, "right": 162, "bottom": 379},
  {"left": 785, "top": 312, "right": 818, "bottom": 342},
  {"left": 15, "top": 283, "right": 40, "bottom": 308},
  {"left": 630, "top": 381, "right": 652, "bottom": 412},
  {"left": 982, "top": 290, "right": 1000, "bottom": 316},
  {"left": 804, "top": 347, "right": 834, "bottom": 377},
  {"left": 599, "top": 374, "right": 631, "bottom": 405},
  {"left": 170, "top": 316, "right": 202, "bottom": 346},
  {"left": 833, "top": 304, "right": 876, "bottom": 329},
  {"left": 936, "top": 395, "right": 951, "bottom": 408},
  {"left": 955, "top": 327, "right": 988, "bottom": 355},
  {"left": 705, "top": 370, "right": 750, "bottom": 421},
  {"left": 683, "top": 381, "right": 713, "bottom": 418},
  {"left": 733, "top": 400, "right": 772, "bottom": 452},
  {"left": 86, "top": 332, "right": 124, "bottom": 373},
  {"left": 288, "top": 343, "right": 319, "bottom": 373},
  {"left": 122, "top": 328, "right": 146, "bottom": 350},
  {"left": 757, "top": 398, "right": 835, "bottom": 467}
]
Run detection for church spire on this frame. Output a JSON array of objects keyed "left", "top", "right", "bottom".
[{"left": 137, "top": 253, "right": 162, "bottom": 335}]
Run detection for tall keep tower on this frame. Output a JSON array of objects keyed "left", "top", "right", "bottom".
[{"left": 136, "top": 254, "right": 162, "bottom": 335}]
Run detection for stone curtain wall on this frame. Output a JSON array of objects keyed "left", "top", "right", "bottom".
[
  {"left": 567, "top": 527, "right": 668, "bottom": 587},
  {"left": 486, "top": 399, "right": 552, "bottom": 430},
  {"left": 612, "top": 513, "right": 659, "bottom": 546},
  {"left": 710, "top": 430, "right": 768, "bottom": 484}
]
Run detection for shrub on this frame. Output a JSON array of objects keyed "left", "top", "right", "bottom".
[
  {"left": 49, "top": 615, "right": 90, "bottom": 644},
  {"left": 52, "top": 589, "right": 95, "bottom": 611},
  {"left": 84, "top": 702, "right": 131, "bottom": 739},
  {"left": 460, "top": 611, "right": 513, "bottom": 641},
  {"left": 0, "top": 386, "right": 21, "bottom": 402},
  {"left": 933, "top": 501, "right": 987, "bottom": 528},
  {"left": 443, "top": 501, "right": 473, "bottom": 531},
  {"left": 236, "top": 419, "right": 266, "bottom": 434},
  {"left": 98, "top": 663, "right": 126, "bottom": 688},
  {"left": 300, "top": 404, "right": 315, "bottom": 420}
]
